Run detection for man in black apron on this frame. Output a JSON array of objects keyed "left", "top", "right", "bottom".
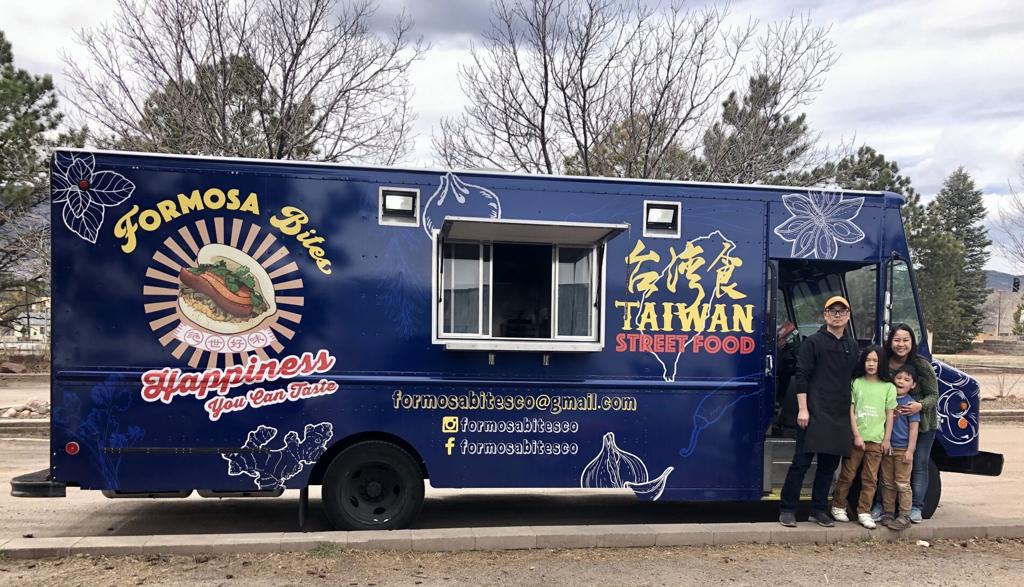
[{"left": 779, "top": 295, "right": 858, "bottom": 527}]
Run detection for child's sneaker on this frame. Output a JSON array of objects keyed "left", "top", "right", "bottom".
[
  {"left": 879, "top": 513, "right": 894, "bottom": 527},
  {"left": 888, "top": 515, "right": 912, "bottom": 531},
  {"left": 857, "top": 513, "right": 876, "bottom": 529},
  {"left": 831, "top": 506, "right": 849, "bottom": 522},
  {"left": 909, "top": 508, "right": 923, "bottom": 523},
  {"left": 870, "top": 504, "right": 884, "bottom": 522}
]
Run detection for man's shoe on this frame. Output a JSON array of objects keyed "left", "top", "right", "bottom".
[
  {"left": 857, "top": 513, "right": 876, "bottom": 529},
  {"left": 779, "top": 511, "right": 797, "bottom": 527},
  {"left": 888, "top": 515, "right": 911, "bottom": 531},
  {"left": 810, "top": 511, "right": 834, "bottom": 527},
  {"left": 909, "top": 508, "right": 923, "bottom": 523},
  {"left": 871, "top": 505, "right": 884, "bottom": 522},
  {"left": 831, "top": 506, "right": 849, "bottom": 522}
]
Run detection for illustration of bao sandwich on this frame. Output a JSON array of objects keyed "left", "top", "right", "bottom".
[{"left": 177, "top": 244, "right": 277, "bottom": 334}]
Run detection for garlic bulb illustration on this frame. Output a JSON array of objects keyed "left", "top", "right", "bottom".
[
  {"left": 422, "top": 172, "right": 502, "bottom": 238},
  {"left": 580, "top": 432, "right": 673, "bottom": 501}
]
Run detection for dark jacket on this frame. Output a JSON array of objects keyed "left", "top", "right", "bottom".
[{"left": 792, "top": 325, "right": 859, "bottom": 457}]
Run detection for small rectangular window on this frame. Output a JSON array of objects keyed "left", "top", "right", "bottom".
[
  {"left": 643, "top": 200, "right": 681, "bottom": 239},
  {"left": 379, "top": 187, "right": 420, "bottom": 227}
]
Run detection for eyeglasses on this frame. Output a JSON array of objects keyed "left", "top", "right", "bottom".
[{"left": 825, "top": 309, "right": 849, "bottom": 317}]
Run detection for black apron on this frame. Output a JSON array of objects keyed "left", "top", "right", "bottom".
[{"left": 792, "top": 326, "right": 858, "bottom": 457}]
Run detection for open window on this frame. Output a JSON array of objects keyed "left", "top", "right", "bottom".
[{"left": 432, "top": 217, "right": 627, "bottom": 351}]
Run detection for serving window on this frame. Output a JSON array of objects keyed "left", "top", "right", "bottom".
[{"left": 432, "top": 217, "right": 627, "bottom": 352}]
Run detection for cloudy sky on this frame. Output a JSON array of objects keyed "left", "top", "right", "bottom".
[{"left": 3, "top": 0, "right": 1022, "bottom": 271}]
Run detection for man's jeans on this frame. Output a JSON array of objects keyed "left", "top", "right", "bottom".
[
  {"left": 780, "top": 427, "right": 842, "bottom": 513},
  {"left": 911, "top": 429, "right": 936, "bottom": 510}
]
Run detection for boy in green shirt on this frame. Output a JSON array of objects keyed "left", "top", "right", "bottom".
[{"left": 831, "top": 346, "right": 896, "bottom": 529}]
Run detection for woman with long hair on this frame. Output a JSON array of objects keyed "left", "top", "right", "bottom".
[{"left": 875, "top": 323, "right": 938, "bottom": 523}]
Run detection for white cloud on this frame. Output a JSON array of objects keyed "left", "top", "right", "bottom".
[
  {"left": 1, "top": 0, "right": 117, "bottom": 76},
  {"left": 3, "top": 0, "right": 1022, "bottom": 272}
]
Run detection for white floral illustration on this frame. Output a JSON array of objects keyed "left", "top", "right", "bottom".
[
  {"left": 773, "top": 191, "right": 865, "bottom": 259},
  {"left": 52, "top": 152, "right": 135, "bottom": 243}
]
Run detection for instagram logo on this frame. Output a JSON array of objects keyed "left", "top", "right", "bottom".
[{"left": 441, "top": 416, "right": 459, "bottom": 433}]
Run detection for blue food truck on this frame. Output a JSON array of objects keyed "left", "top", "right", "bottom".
[{"left": 12, "top": 149, "right": 1003, "bottom": 530}]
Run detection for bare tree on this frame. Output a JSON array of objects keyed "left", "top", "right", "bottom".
[
  {"left": 63, "top": 0, "right": 426, "bottom": 164},
  {"left": 609, "top": 5, "right": 751, "bottom": 179},
  {"left": 435, "top": 0, "right": 748, "bottom": 177},
  {"left": 994, "top": 164, "right": 1024, "bottom": 272},
  {"left": 435, "top": 2, "right": 836, "bottom": 182},
  {"left": 433, "top": 0, "right": 627, "bottom": 174}
]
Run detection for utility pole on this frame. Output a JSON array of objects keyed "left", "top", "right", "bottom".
[
  {"left": 996, "top": 290, "right": 1003, "bottom": 336},
  {"left": 23, "top": 287, "right": 30, "bottom": 341}
]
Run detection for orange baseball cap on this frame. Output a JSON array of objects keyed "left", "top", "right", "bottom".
[{"left": 824, "top": 295, "right": 850, "bottom": 309}]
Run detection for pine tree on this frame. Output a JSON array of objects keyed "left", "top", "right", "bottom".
[
  {"left": 908, "top": 209, "right": 964, "bottom": 349},
  {"left": 832, "top": 146, "right": 918, "bottom": 196},
  {"left": 697, "top": 75, "right": 815, "bottom": 184},
  {"left": 928, "top": 168, "right": 992, "bottom": 350},
  {"left": 0, "top": 30, "right": 83, "bottom": 331},
  {"left": 830, "top": 147, "right": 964, "bottom": 348}
]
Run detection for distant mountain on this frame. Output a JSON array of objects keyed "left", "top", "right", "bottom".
[{"left": 986, "top": 269, "right": 1021, "bottom": 291}]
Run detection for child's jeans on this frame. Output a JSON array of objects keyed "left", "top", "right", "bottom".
[
  {"left": 832, "top": 442, "right": 883, "bottom": 514},
  {"left": 881, "top": 448, "right": 913, "bottom": 515}
]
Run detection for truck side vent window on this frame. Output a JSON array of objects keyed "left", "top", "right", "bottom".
[
  {"left": 379, "top": 187, "right": 419, "bottom": 227},
  {"left": 643, "top": 201, "right": 680, "bottom": 239}
]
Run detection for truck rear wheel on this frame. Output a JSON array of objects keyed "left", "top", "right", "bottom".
[{"left": 322, "top": 441, "right": 424, "bottom": 531}]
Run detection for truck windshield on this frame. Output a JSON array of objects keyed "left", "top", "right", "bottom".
[
  {"left": 782, "top": 262, "right": 877, "bottom": 344},
  {"left": 790, "top": 275, "right": 842, "bottom": 337}
]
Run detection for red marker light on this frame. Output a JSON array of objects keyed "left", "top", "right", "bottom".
[{"left": 65, "top": 441, "right": 80, "bottom": 456}]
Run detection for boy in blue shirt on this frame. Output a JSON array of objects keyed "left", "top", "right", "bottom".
[{"left": 880, "top": 364, "right": 920, "bottom": 530}]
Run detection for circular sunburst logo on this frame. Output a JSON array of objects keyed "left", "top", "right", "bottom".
[{"left": 143, "top": 217, "right": 304, "bottom": 368}]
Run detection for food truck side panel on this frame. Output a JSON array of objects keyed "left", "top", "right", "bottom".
[{"left": 50, "top": 150, "right": 906, "bottom": 500}]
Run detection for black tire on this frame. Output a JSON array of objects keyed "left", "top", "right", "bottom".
[
  {"left": 322, "top": 441, "right": 424, "bottom": 531},
  {"left": 923, "top": 458, "right": 941, "bottom": 519}
]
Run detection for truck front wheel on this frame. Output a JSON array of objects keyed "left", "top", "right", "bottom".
[{"left": 322, "top": 441, "right": 424, "bottom": 531}]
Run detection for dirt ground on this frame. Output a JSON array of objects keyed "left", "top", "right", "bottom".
[
  {"left": 934, "top": 354, "right": 1024, "bottom": 369},
  {"left": 2, "top": 538, "right": 1022, "bottom": 586},
  {"left": 985, "top": 395, "right": 1024, "bottom": 409}
]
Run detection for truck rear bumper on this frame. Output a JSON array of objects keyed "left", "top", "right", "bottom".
[
  {"left": 10, "top": 469, "right": 66, "bottom": 498},
  {"left": 935, "top": 451, "right": 1004, "bottom": 477}
]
